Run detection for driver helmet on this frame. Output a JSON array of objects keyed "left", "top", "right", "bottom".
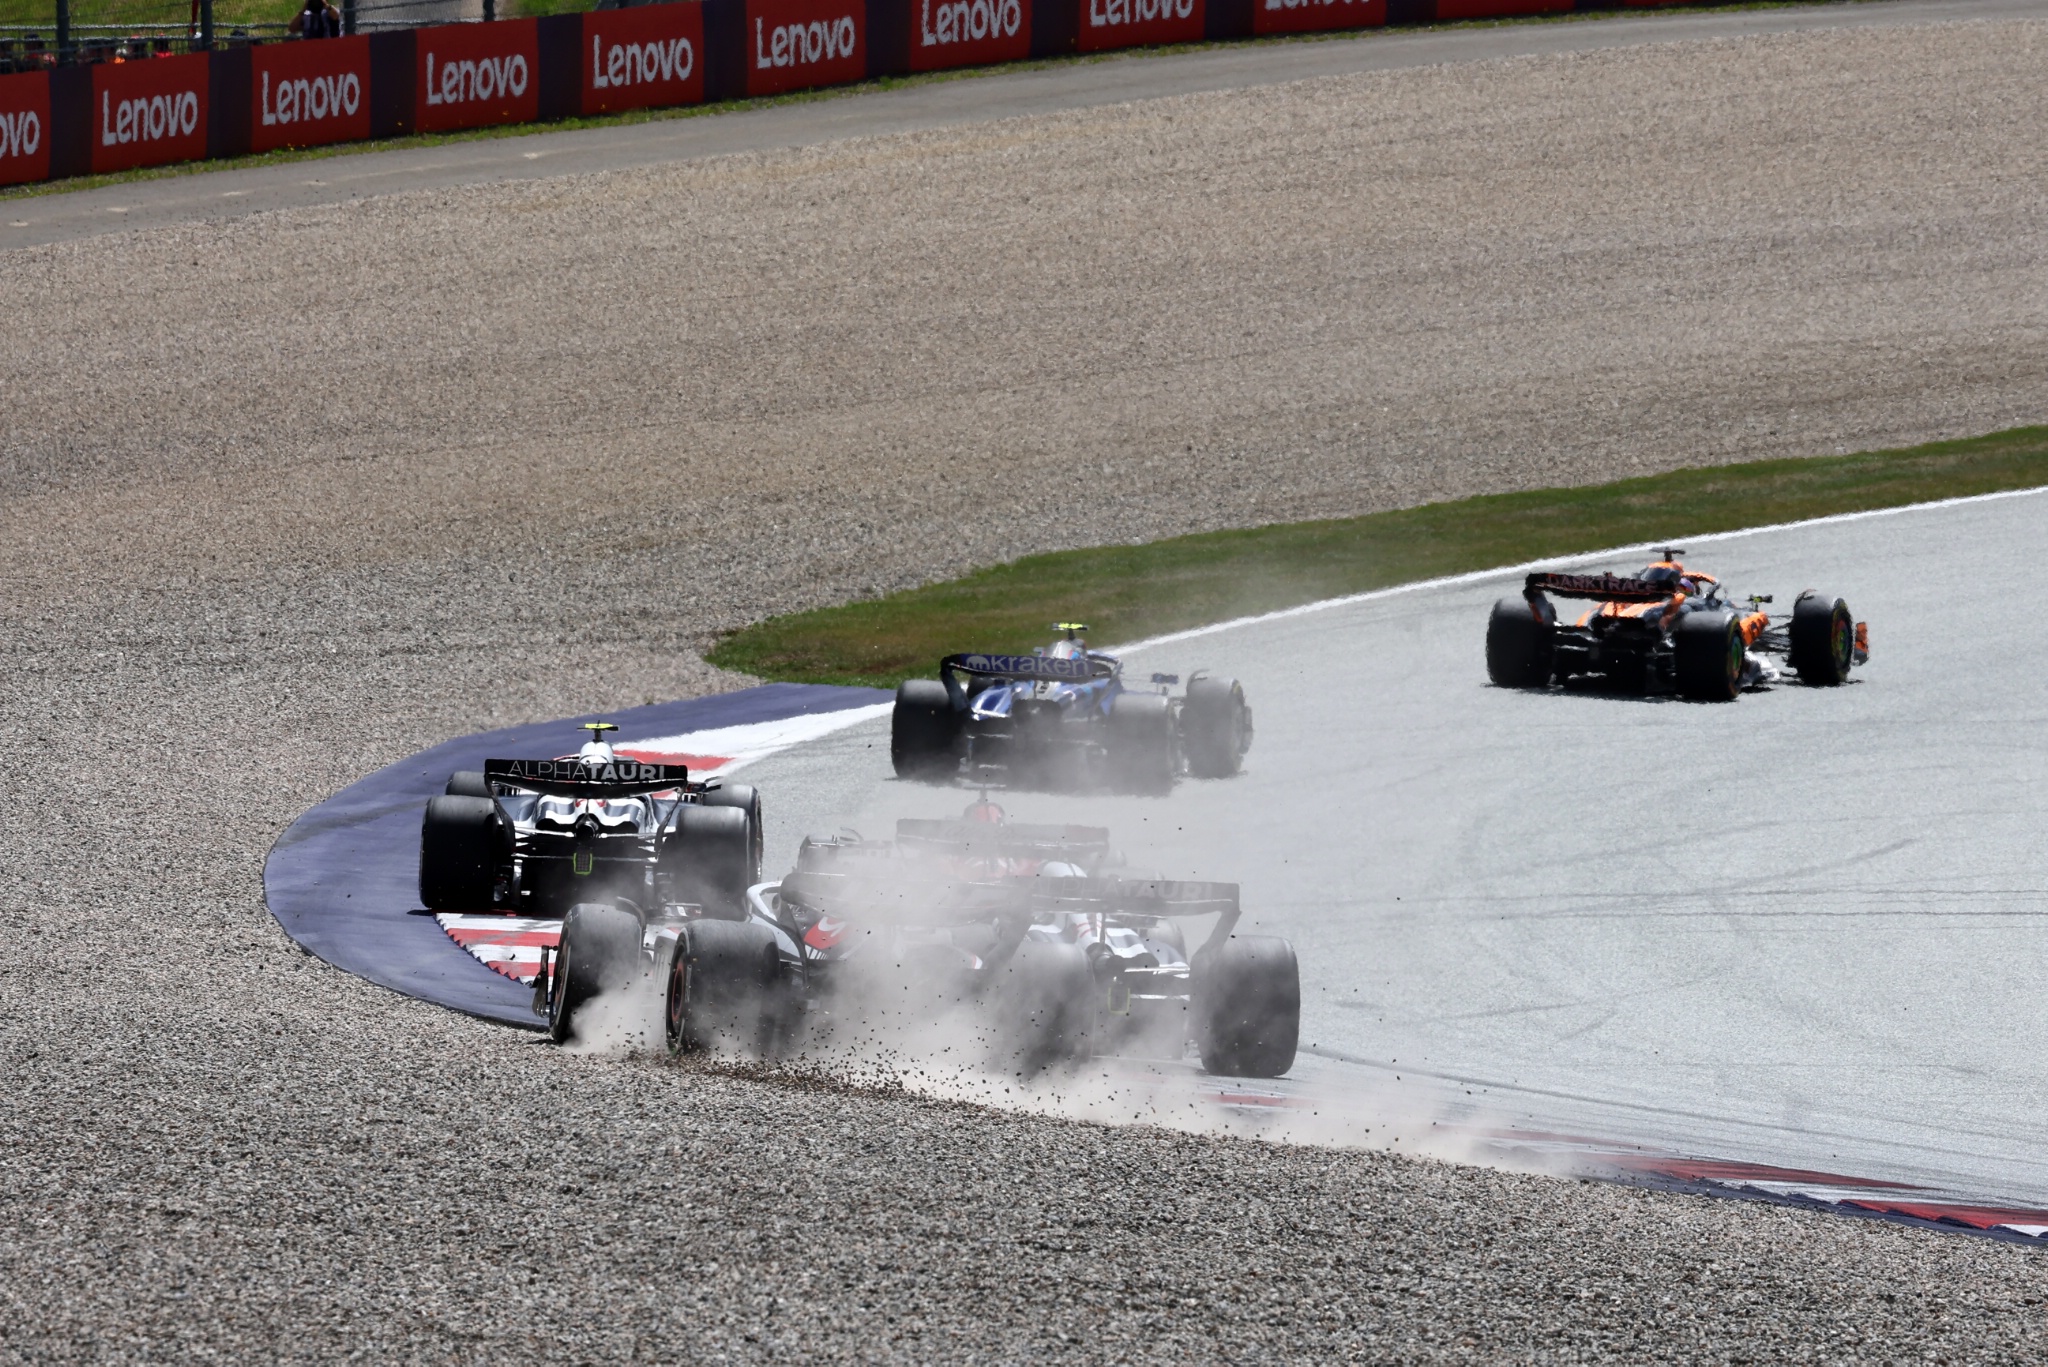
[
  {"left": 1049, "top": 637, "right": 1086, "bottom": 661},
  {"left": 1639, "top": 561, "right": 1685, "bottom": 587},
  {"left": 964, "top": 798, "right": 1006, "bottom": 825},
  {"left": 577, "top": 722, "right": 619, "bottom": 767}
]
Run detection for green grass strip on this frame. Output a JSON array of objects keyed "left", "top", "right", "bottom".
[{"left": 709, "top": 426, "right": 2048, "bottom": 687}]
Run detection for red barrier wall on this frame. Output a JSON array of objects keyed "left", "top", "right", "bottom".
[
  {"left": 579, "top": 3, "right": 705, "bottom": 114},
  {"left": 416, "top": 19, "right": 540, "bottom": 132},
  {"left": 1251, "top": 0, "right": 1382, "bottom": 34},
  {"left": 92, "top": 52, "right": 209, "bottom": 174},
  {"left": 1077, "top": 0, "right": 1203, "bottom": 52},
  {"left": 251, "top": 36, "right": 372, "bottom": 152},
  {"left": 746, "top": 0, "right": 865, "bottom": 96},
  {"left": 1433, "top": 0, "right": 1566, "bottom": 17},
  {"left": 0, "top": 70, "right": 50, "bottom": 187},
  {"left": 909, "top": 0, "right": 1029, "bottom": 71}
]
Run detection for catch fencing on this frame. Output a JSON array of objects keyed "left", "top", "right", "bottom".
[{"left": 0, "top": 0, "right": 1696, "bottom": 188}]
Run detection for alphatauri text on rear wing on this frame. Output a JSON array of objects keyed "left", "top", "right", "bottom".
[
  {"left": 482, "top": 758, "right": 698, "bottom": 797},
  {"left": 1524, "top": 571, "right": 1674, "bottom": 603}
]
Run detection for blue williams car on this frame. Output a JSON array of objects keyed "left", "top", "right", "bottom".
[{"left": 890, "top": 624, "right": 1253, "bottom": 794}]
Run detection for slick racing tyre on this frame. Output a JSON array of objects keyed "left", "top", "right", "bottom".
[
  {"left": 1486, "top": 597, "right": 1553, "bottom": 688},
  {"left": 661, "top": 804, "right": 753, "bottom": 920},
  {"left": 548, "top": 902, "right": 644, "bottom": 1044},
  {"left": 1674, "top": 610, "right": 1744, "bottom": 702},
  {"left": 418, "top": 795, "right": 511, "bottom": 911},
  {"left": 665, "top": 919, "right": 781, "bottom": 1056},
  {"left": 891, "top": 680, "right": 960, "bottom": 781},
  {"left": 1192, "top": 936, "right": 1300, "bottom": 1079},
  {"left": 444, "top": 770, "right": 491, "bottom": 798},
  {"left": 1182, "top": 676, "right": 1251, "bottom": 779},
  {"left": 1108, "top": 692, "right": 1176, "bottom": 795},
  {"left": 994, "top": 939, "right": 1095, "bottom": 1076},
  {"left": 1788, "top": 591, "right": 1855, "bottom": 686},
  {"left": 700, "top": 783, "right": 764, "bottom": 885}
]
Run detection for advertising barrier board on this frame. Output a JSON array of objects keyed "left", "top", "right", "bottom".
[
  {"left": 0, "top": 70, "right": 50, "bottom": 187},
  {"left": 1077, "top": 0, "right": 1203, "bottom": 52},
  {"left": 1251, "top": 0, "right": 1381, "bottom": 34},
  {"left": 909, "top": 0, "right": 1029, "bottom": 71},
  {"left": 91, "top": 52, "right": 209, "bottom": 174},
  {"left": 1433, "top": 0, "right": 1566, "bottom": 16},
  {"left": 415, "top": 19, "right": 540, "bottom": 132},
  {"left": 578, "top": 3, "right": 705, "bottom": 114},
  {"left": 746, "top": 0, "right": 865, "bottom": 96},
  {"left": 251, "top": 36, "right": 372, "bottom": 152}
]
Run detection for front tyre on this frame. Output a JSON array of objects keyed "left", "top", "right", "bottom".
[
  {"left": 699, "top": 783, "right": 764, "bottom": 885},
  {"left": 1788, "top": 592, "right": 1855, "bottom": 686},
  {"left": 1674, "top": 610, "right": 1744, "bottom": 701},
  {"left": 1182, "top": 675, "right": 1251, "bottom": 779},
  {"left": 1192, "top": 936, "right": 1300, "bottom": 1079},
  {"left": 661, "top": 804, "right": 753, "bottom": 920},
  {"left": 664, "top": 920, "right": 780, "bottom": 1056}
]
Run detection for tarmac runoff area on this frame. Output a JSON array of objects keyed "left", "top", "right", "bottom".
[{"left": 12, "top": 7, "right": 2048, "bottom": 1360}]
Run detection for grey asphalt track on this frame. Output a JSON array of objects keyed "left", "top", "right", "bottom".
[
  {"left": 4, "top": 0, "right": 2043, "bottom": 251},
  {"left": 739, "top": 490, "right": 2048, "bottom": 1206}
]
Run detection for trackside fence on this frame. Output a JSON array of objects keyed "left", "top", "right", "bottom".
[{"left": 0, "top": 0, "right": 1702, "bottom": 188}]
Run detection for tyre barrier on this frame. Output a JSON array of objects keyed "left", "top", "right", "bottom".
[{"left": 0, "top": 0, "right": 1696, "bottom": 189}]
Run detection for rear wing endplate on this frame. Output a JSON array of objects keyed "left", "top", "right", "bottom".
[
  {"left": 1525, "top": 571, "right": 1670, "bottom": 604},
  {"left": 484, "top": 758, "right": 696, "bottom": 797}
]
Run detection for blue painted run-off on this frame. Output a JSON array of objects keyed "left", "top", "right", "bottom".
[{"left": 263, "top": 683, "right": 889, "bottom": 1029}]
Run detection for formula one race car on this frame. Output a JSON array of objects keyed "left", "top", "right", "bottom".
[
  {"left": 417, "top": 723, "right": 764, "bottom": 1041},
  {"left": 1486, "top": 550, "right": 1869, "bottom": 700},
  {"left": 614, "top": 803, "right": 1299, "bottom": 1078},
  {"left": 890, "top": 624, "right": 1253, "bottom": 793}
]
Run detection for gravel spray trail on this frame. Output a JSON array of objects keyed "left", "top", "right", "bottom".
[{"left": 5, "top": 17, "right": 2048, "bottom": 1360}]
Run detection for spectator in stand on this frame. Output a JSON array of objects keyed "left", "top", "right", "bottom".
[{"left": 289, "top": 0, "right": 342, "bottom": 38}]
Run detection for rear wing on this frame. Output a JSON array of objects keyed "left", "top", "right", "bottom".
[
  {"left": 484, "top": 758, "right": 697, "bottom": 798},
  {"left": 1525, "top": 571, "right": 1671, "bottom": 604},
  {"left": 777, "top": 865, "right": 1240, "bottom": 932},
  {"left": 894, "top": 818, "right": 1111, "bottom": 863},
  {"left": 938, "top": 652, "right": 1115, "bottom": 684}
]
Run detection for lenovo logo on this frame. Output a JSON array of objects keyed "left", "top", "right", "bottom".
[
  {"left": 919, "top": 0, "right": 1021, "bottom": 46},
  {"left": 424, "top": 50, "right": 530, "bottom": 106},
  {"left": 0, "top": 108, "right": 38, "bottom": 160},
  {"left": 261, "top": 69, "right": 361, "bottom": 127},
  {"left": 101, "top": 89, "right": 199, "bottom": 146},
  {"left": 1088, "top": 0, "right": 1193, "bottom": 25},
  {"left": 592, "top": 32, "right": 694, "bottom": 88},
  {"left": 755, "top": 13, "right": 857, "bottom": 68}
]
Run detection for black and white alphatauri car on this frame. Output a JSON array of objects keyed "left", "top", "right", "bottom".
[
  {"left": 630, "top": 802, "right": 1300, "bottom": 1078},
  {"left": 890, "top": 624, "right": 1253, "bottom": 794},
  {"left": 417, "top": 723, "right": 764, "bottom": 1042}
]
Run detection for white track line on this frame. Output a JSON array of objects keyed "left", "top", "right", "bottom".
[{"left": 1114, "top": 483, "right": 2048, "bottom": 655}]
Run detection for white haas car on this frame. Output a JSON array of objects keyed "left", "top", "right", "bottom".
[
  {"left": 417, "top": 722, "right": 764, "bottom": 1042},
  {"left": 630, "top": 801, "right": 1300, "bottom": 1078}
]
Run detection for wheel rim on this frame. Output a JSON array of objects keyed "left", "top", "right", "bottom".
[
  {"left": 666, "top": 950, "right": 690, "bottom": 1055},
  {"left": 1725, "top": 625, "right": 1744, "bottom": 695},
  {"left": 548, "top": 941, "right": 572, "bottom": 1040},
  {"left": 1830, "top": 605, "right": 1853, "bottom": 675}
]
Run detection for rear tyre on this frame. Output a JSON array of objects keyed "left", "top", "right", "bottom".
[
  {"left": 444, "top": 770, "right": 490, "bottom": 798},
  {"left": 547, "top": 902, "right": 644, "bottom": 1044},
  {"left": 1486, "top": 597, "right": 1552, "bottom": 688},
  {"left": 1182, "top": 676, "right": 1250, "bottom": 779},
  {"left": 665, "top": 920, "right": 780, "bottom": 1056},
  {"left": 993, "top": 939, "right": 1095, "bottom": 1075},
  {"left": 419, "top": 795, "right": 510, "bottom": 911},
  {"left": 1788, "top": 592, "right": 1855, "bottom": 686},
  {"left": 1193, "top": 936, "right": 1300, "bottom": 1078},
  {"left": 1108, "top": 691, "right": 1176, "bottom": 795},
  {"left": 1674, "top": 610, "right": 1744, "bottom": 702},
  {"left": 892, "top": 679, "right": 960, "bottom": 782},
  {"left": 700, "top": 783, "right": 764, "bottom": 885},
  {"left": 661, "top": 804, "right": 753, "bottom": 920}
]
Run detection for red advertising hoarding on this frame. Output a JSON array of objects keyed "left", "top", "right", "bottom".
[
  {"left": 580, "top": 3, "right": 704, "bottom": 115},
  {"left": 416, "top": 18, "right": 540, "bottom": 133},
  {"left": 251, "top": 36, "right": 372, "bottom": 153},
  {"left": 0, "top": 70, "right": 50, "bottom": 187},
  {"left": 1077, "top": 0, "right": 1202, "bottom": 52},
  {"left": 1433, "top": 0, "right": 1566, "bottom": 17},
  {"left": 1251, "top": 0, "right": 1381, "bottom": 35},
  {"left": 909, "top": 0, "right": 1028, "bottom": 72},
  {"left": 746, "top": 0, "right": 864, "bottom": 97},
  {"left": 91, "top": 53, "right": 209, "bottom": 175}
]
